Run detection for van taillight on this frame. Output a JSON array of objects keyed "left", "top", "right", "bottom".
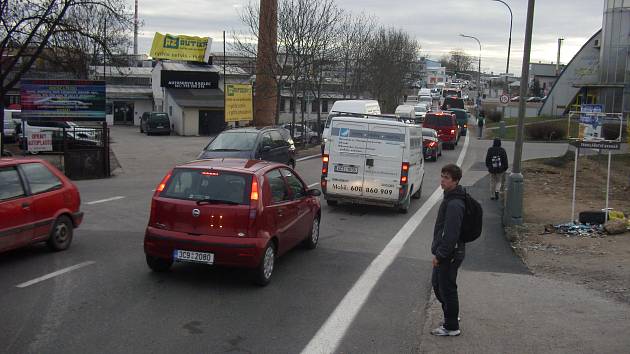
[
  {"left": 400, "top": 162, "right": 410, "bottom": 185},
  {"left": 250, "top": 177, "right": 259, "bottom": 202},
  {"left": 322, "top": 154, "right": 329, "bottom": 177},
  {"left": 156, "top": 171, "right": 172, "bottom": 193}
]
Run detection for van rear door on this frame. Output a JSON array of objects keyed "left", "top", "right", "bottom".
[
  {"left": 328, "top": 120, "right": 367, "bottom": 198},
  {"left": 362, "top": 123, "right": 404, "bottom": 202}
]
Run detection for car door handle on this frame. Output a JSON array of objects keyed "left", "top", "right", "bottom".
[{"left": 22, "top": 202, "right": 30, "bottom": 209}]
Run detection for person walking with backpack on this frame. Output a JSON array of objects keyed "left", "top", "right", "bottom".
[
  {"left": 485, "top": 138, "right": 509, "bottom": 200},
  {"left": 430, "top": 164, "right": 466, "bottom": 336},
  {"left": 477, "top": 112, "right": 485, "bottom": 139}
]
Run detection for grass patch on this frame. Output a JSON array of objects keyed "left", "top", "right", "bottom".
[
  {"left": 485, "top": 116, "right": 563, "bottom": 129},
  {"left": 489, "top": 119, "right": 578, "bottom": 141}
]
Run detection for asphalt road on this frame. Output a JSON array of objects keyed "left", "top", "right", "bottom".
[{"left": 0, "top": 124, "right": 568, "bottom": 354}]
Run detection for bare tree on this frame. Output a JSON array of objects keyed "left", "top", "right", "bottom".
[
  {"left": 335, "top": 12, "right": 375, "bottom": 99},
  {"left": 363, "top": 27, "right": 420, "bottom": 112},
  {"left": 441, "top": 49, "right": 475, "bottom": 76}
]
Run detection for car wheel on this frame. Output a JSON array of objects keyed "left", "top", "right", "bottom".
[
  {"left": 412, "top": 184, "right": 422, "bottom": 199},
  {"left": 432, "top": 151, "right": 438, "bottom": 161},
  {"left": 303, "top": 216, "right": 320, "bottom": 249},
  {"left": 326, "top": 199, "right": 338, "bottom": 206},
  {"left": 253, "top": 242, "right": 276, "bottom": 286},
  {"left": 47, "top": 215, "right": 73, "bottom": 251},
  {"left": 146, "top": 255, "right": 173, "bottom": 272}
]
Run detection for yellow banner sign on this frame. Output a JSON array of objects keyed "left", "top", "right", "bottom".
[
  {"left": 225, "top": 84, "right": 253, "bottom": 122},
  {"left": 149, "top": 32, "right": 210, "bottom": 62}
]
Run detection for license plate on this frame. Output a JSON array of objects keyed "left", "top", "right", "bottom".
[
  {"left": 334, "top": 164, "right": 359, "bottom": 174},
  {"left": 173, "top": 250, "right": 214, "bottom": 264}
]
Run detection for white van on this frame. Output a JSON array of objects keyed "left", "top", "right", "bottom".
[
  {"left": 322, "top": 115, "right": 424, "bottom": 213},
  {"left": 321, "top": 100, "right": 380, "bottom": 153},
  {"left": 394, "top": 104, "right": 416, "bottom": 123},
  {"left": 418, "top": 88, "right": 431, "bottom": 97}
]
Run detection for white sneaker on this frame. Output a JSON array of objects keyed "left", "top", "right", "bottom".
[{"left": 431, "top": 326, "right": 461, "bottom": 336}]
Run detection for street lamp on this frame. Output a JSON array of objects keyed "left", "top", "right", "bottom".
[
  {"left": 459, "top": 34, "right": 482, "bottom": 99},
  {"left": 492, "top": 0, "right": 513, "bottom": 95}
]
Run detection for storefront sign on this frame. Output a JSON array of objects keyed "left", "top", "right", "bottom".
[
  {"left": 20, "top": 80, "right": 106, "bottom": 121},
  {"left": 225, "top": 84, "right": 253, "bottom": 122},
  {"left": 150, "top": 32, "right": 211, "bottom": 62},
  {"left": 161, "top": 70, "right": 219, "bottom": 89},
  {"left": 28, "top": 132, "right": 52, "bottom": 152}
]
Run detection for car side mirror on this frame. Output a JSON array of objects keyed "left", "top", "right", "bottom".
[
  {"left": 307, "top": 188, "right": 321, "bottom": 197},
  {"left": 261, "top": 145, "right": 272, "bottom": 153}
]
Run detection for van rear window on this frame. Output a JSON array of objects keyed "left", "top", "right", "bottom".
[
  {"left": 161, "top": 168, "right": 250, "bottom": 205},
  {"left": 424, "top": 115, "right": 453, "bottom": 127}
]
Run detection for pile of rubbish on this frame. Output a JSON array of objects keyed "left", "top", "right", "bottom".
[{"left": 544, "top": 211, "right": 630, "bottom": 237}]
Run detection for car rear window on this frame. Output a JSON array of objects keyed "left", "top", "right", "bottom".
[
  {"left": 205, "top": 132, "right": 258, "bottom": 151},
  {"left": 424, "top": 115, "right": 454, "bottom": 127},
  {"left": 161, "top": 168, "right": 250, "bottom": 205},
  {"left": 150, "top": 113, "right": 169, "bottom": 122}
]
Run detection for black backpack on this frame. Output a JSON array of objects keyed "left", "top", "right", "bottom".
[{"left": 450, "top": 191, "right": 483, "bottom": 243}]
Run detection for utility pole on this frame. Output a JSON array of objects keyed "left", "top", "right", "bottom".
[
  {"left": 556, "top": 38, "right": 564, "bottom": 76},
  {"left": 134, "top": 0, "right": 138, "bottom": 61},
  {"left": 505, "top": 0, "right": 536, "bottom": 226}
]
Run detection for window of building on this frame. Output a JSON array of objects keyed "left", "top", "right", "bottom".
[
  {"left": 280, "top": 97, "right": 286, "bottom": 112},
  {"left": 301, "top": 99, "right": 306, "bottom": 113},
  {"left": 289, "top": 98, "right": 295, "bottom": 112},
  {"left": 322, "top": 99, "right": 329, "bottom": 113},
  {"left": 311, "top": 99, "right": 319, "bottom": 113}
]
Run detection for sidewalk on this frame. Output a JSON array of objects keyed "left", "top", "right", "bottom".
[{"left": 419, "top": 175, "right": 630, "bottom": 353}]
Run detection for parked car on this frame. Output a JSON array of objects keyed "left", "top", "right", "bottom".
[
  {"left": 3, "top": 109, "right": 20, "bottom": 142},
  {"left": 143, "top": 159, "right": 321, "bottom": 285},
  {"left": 198, "top": 127, "right": 296, "bottom": 168},
  {"left": 423, "top": 112, "right": 460, "bottom": 149},
  {"left": 140, "top": 112, "right": 171, "bottom": 135},
  {"left": 282, "top": 123, "right": 319, "bottom": 144},
  {"left": 510, "top": 96, "right": 520, "bottom": 102},
  {"left": 526, "top": 96, "right": 544, "bottom": 103},
  {"left": 0, "top": 158, "right": 83, "bottom": 253},
  {"left": 422, "top": 128, "right": 442, "bottom": 161}
]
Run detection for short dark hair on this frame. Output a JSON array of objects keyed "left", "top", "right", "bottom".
[{"left": 441, "top": 163, "right": 462, "bottom": 182}]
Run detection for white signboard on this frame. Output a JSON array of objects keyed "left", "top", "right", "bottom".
[{"left": 28, "top": 132, "right": 53, "bottom": 152}]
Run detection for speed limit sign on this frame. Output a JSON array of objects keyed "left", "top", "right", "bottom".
[{"left": 500, "top": 94, "right": 510, "bottom": 105}]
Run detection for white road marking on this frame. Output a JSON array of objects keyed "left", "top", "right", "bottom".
[
  {"left": 297, "top": 154, "right": 321, "bottom": 162},
  {"left": 308, "top": 182, "right": 320, "bottom": 188},
  {"left": 16, "top": 261, "right": 96, "bottom": 288},
  {"left": 301, "top": 133, "right": 470, "bottom": 354},
  {"left": 86, "top": 196, "right": 126, "bottom": 205}
]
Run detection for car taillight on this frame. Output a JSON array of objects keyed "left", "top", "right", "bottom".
[
  {"left": 450, "top": 129, "right": 456, "bottom": 134},
  {"left": 400, "top": 162, "right": 409, "bottom": 185},
  {"left": 322, "top": 154, "right": 329, "bottom": 177},
  {"left": 250, "top": 176, "right": 259, "bottom": 202},
  {"left": 155, "top": 171, "right": 172, "bottom": 194},
  {"left": 429, "top": 141, "right": 436, "bottom": 147}
]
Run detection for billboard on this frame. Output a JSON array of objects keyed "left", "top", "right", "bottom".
[
  {"left": 20, "top": 80, "right": 106, "bottom": 121},
  {"left": 578, "top": 104, "right": 604, "bottom": 141},
  {"left": 225, "top": 84, "right": 253, "bottom": 122},
  {"left": 150, "top": 32, "right": 212, "bottom": 62}
]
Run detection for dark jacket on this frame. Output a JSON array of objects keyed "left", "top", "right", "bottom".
[
  {"left": 431, "top": 185, "right": 466, "bottom": 262},
  {"left": 485, "top": 138, "right": 509, "bottom": 173}
]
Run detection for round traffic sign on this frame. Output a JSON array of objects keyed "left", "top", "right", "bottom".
[{"left": 500, "top": 94, "right": 510, "bottom": 105}]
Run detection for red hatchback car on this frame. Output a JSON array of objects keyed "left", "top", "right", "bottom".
[
  {"left": 0, "top": 158, "right": 83, "bottom": 253},
  {"left": 144, "top": 159, "right": 322, "bottom": 286},
  {"left": 423, "top": 112, "right": 460, "bottom": 149}
]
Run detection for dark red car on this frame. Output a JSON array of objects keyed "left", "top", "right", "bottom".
[
  {"left": 144, "top": 159, "right": 322, "bottom": 286},
  {"left": 423, "top": 112, "right": 460, "bottom": 149},
  {"left": 0, "top": 158, "right": 83, "bottom": 253}
]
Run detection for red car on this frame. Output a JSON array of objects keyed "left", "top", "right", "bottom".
[
  {"left": 0, "top": 158, "right": 83, "bottom": 253},
  {"left": 144, "top": 159, "right": 322, "bottom": 286},
  {"left": 423, "top": 112, "right": 460, "bottom": 149}
]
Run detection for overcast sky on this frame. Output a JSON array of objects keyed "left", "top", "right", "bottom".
[{"left": 135, "top": 0, "right": 604, "bottom": 75}]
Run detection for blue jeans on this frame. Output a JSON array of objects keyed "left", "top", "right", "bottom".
[{"left": 432, "top": 258, "right": 464, "bottom": 330}]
